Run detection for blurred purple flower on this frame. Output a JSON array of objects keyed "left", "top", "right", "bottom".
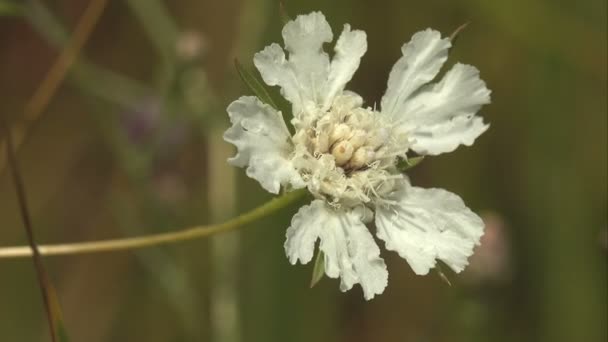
[
  {"left": 118, "top": 97, "right": 194, "bottom": 205},
  {"left": 121, "top": 98, "right": 162, "bottom": 145},
  {"left": 120, "top": 97, "right": 189, "bottom": 150}
]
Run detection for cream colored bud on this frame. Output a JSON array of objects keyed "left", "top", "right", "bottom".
[
  {"left": 349, "top": 129, "right": 367, "bottom": 149},
  {"left": 314, "top": 133, "right": 329, "bottom": 154},
  {"left": 367, "top": 127, "right": 390, "bottom": 149},
  {"left": 332, "top": 140, "right": 354, "bottom": 166},
  {"left": 349, "top": 147, "right": 374, "bottom": 169},
  {"left": 329, "top": 123, "right": 351, "bottom": 145}
]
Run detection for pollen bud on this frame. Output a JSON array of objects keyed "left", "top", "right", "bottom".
[
  {"left": 329, "top": 123, "right": 351, "bottom": 145},
  {"left": 349, "top": 147, "right": 374, "bottom": 169},
  {"left": 367, "top": 127, "right": 390, "bottom": 149},
  {"left": 314, "top": 133, "right": 329, "bottom": 154},
  {"left": 349, "top": 129, "right": 367, "bottom": 149},
  {"left": 331, "top": 140, "right": 354, "bottom": 166}
]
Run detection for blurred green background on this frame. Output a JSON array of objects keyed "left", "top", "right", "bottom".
[{"left": 0, "top": 0, "right": 606, "bottom": 341}]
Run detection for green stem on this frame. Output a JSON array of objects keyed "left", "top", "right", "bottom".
[
  {"left": 125, "top": 0, "right": 179, "bottom": 60},
  {"left": 0, "top": 189, "right": 306, "bottom": 259}
]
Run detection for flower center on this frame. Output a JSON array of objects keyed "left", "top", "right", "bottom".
[
  {"left": 313, "top": 122, "right": 383, "bottom": 172},
  {"left": 309, "top": 97, "right": 391, "bottom": 172},
  {"left": 292, "top": 95, "right": 404, "bottom": 206}
]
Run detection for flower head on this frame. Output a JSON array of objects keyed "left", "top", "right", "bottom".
[{"left": 225, "top": 12, "right": 490, "bottom": 299}]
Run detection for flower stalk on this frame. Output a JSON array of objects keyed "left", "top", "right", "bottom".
[{"left": 0, "top": 189, "right": 307, "bottom": 259}]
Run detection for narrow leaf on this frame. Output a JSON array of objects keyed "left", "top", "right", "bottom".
[
  {"left": 449, "top": 22, "right": 470, "bottom": 44},
  {"left": 310, "top": 250, "right": 325, "bottom": 288},
  {"left": 234, "top": 59, "right": 279, "bottom": 110},
  {"left": 47, "top": 274, "right": 71, "bottom": 342},
  {"left": 435, "top": 263, "right": 452, "bottom": 286},
  {"left": 396, "top": 155, "right": 425, "bottom": 172}
]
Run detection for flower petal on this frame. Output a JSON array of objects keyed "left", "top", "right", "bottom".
[
  {"left": 321, "top": 24, "right": 367, "bottom": 110},
  {"left": 381, "top": 29, "right": 451, "bottom": 118},
  {"left": 285, "top": 200, "right": 388, "bottom": 300},
  {"left": 403, "top": 63, "right": 491, "bottom": 155},
  {"left": 253, "top": 44, "right": 302, "bottom": 113},
  {"left": 375, "top": 183, "right": 484, "bottom": 275},
  {"left": 254, "top": 12, "right": 332, "bottom": 115},
  {"left": 224, "top": 96, "right": 304, "bottom": 194},
  {"left": 409, "top": 116, "right": 489, "bottom": 155}
]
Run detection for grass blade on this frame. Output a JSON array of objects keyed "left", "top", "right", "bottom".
[{"left": 3, "top": 121, "right": 70, "bottom": 342}]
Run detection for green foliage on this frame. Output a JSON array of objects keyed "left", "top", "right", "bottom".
[
  {"left": 0, "top": 1, "right": 23, "bottom": 16},
  {"left": 396, "top": 155, "right": 425, "bottom": 172},
  {"left": 310, "top": 250, "right": 326, "bottom": 288}
]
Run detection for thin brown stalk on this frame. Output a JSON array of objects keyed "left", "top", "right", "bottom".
[
  {"left": 0, "top": 0, "right": 109, "bottom": 173},
  {"left": 3, "top": 122, "right": 58, "bottom": 342}
]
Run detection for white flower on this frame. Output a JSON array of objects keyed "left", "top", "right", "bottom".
[{"left": 224, "top": 12, "right": 490, "bottom": 300}]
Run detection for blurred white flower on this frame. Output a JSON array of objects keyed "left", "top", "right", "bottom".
[{"left": 224, "top": 12, "right": 491, "bottom": 299}]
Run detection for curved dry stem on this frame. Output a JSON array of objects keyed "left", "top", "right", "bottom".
[
  {"left": 0, "top": 0, "right": 109, "bottom": 174},
  {"left": 0, "top": 189, "right": 306, "bottom": 259}
]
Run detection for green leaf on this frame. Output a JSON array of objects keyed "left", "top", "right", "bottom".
[
  {"left": 0, "top": 1, "right": 24, "bottom": 16},
  {"left": 396, "top": 155, "right": 425, "bottom": 172},
  {"left": 279, "top": 1, "right": 292, "bottom": 25},
  {"left": 310, "top": 250, "right": 326, "bottom": 288},
  {"left": 234, "top": 59, "right": 279, "bottom": 110}
]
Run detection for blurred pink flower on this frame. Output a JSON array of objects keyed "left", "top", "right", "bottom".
[{"left": 464, "top": 212, "right": 511, "bottom": 284}]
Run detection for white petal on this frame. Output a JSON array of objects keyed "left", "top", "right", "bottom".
[
  {"left": 285, "top": 201, "right": 388, "bottom": 300},
  {"left": 253, "top": 44, "right": 303, "bottom": 112},
  {"left": 381, "top": 29, "right": 451, "bottom": 118},
  {"left": 403, "top": 63, "right": 491, "bottom": 155},
  {"left": 254, "top": 12, "right": 332, "bottom": 115},
  {"left": 375, "top": 184, "right": 484, "bottom": 275},
  {"left": 409, "top": 116, "right": 489, "bottom": 155},
  {"left": 224, "top": 96, "right": 304, "bottom": 194},
  {"left": 321, "top": 24, "right": 367, "bottom": 110}
]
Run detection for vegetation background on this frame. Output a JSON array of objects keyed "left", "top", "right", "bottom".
[{"left": 0, "top": 0, "right": 606, "bottom": 341}]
